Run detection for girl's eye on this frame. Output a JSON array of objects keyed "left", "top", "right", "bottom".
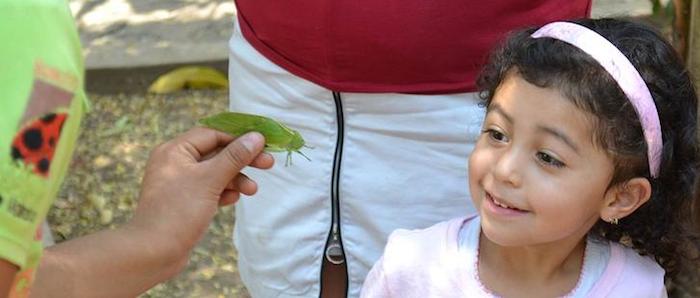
[
  {"left": 536, "top": 152, "right": 565, "bottom": 168},
  {"left": 484, "top": 129, "right": 508, "bottom": 143}
]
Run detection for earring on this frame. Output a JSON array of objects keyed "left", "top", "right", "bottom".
[{"left": 609, "top": 217, "right": 619, "bottom": 225}]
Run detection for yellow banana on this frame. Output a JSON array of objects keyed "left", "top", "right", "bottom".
[{"left": 147, "top": 66, "right": 229, "bottom": 94}]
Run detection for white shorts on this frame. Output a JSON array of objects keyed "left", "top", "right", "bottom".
[{"left": 228, "top": 19, "right": 483, "bottom": 298}]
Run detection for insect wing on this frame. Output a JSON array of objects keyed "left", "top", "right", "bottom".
[
  {"left": 200, "top": 111, "right": 298, "bottom": 148},
  {"left": 198, "top": 112, "right": 266, "bottom": 136},
  {"left": 254, "top": 119, "right": 295, "bottom": 148},
  {"left": 262, "top": 143, "right": 289, "bottom": 152},
  {"left": 199, "top": 112, "right": 310, "bottom": 166}
]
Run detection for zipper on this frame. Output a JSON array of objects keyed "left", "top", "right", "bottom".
[
  {"left": 318, "top": 91, "right": 348, "bottom": 298},
  {"left": 325, "top": 91, "right": 346, "bottom": 264}
]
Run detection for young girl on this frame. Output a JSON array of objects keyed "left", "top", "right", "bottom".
[{"left": 361, "top": 18, "right": 699, "bottom": 297}]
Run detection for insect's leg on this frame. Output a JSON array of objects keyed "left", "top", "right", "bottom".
[{"left": 285, "top": 151, "right": 293, "bottom": 167}]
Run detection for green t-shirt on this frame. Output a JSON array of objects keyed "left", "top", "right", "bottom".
[{"left": 0, "top": 0, "right": 87, "bottom": 296}]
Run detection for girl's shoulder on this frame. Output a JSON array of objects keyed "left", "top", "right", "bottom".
[
  {"left": 382, "top": 215, "right": 476, "bottom": 257},
  {"left": 588, "top": 241, "right": 666, "bottom": 297},
  {"left": 364, "top": 216, "right": 479, "bottom": 297},
  {"left": 378, "top": 216, "right": 474, "bottom": 273}
]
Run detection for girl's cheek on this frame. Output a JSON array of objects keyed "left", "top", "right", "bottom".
[{"left": 469, "top": 147, "right": 489, "bottom": 180}]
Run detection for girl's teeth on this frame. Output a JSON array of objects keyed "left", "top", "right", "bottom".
[{"left": 493, "top": 197, "right": 514, "bottom": 209}]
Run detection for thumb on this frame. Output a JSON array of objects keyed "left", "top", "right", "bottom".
[{"left": 203, "top": 132, "right": 265, "bottom": 186}]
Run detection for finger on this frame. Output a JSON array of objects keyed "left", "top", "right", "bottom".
[
  {"left": 230, "top": 174, "right": 258, "bottom": 196},
  {"left": 202, "top": 132, "right": 265, "bottom": 187},
  {"left": 200, "top": 146, "right": 224, "bottom": 161},
  {"left": 224, "top": 173, "right": 249, "bottom": 190},
  {"left": 207, "top": 150, "right": 274, "bottom": 167},
  {"left": 223, "top": 174, "right": 258, "bottom": 196},
  {"left": 250, "top": 152, "right": 275, "bottom": 169},
  {"left": 219, "top": 190, "right": 241, "bottom": 206},
  {"left": 175, "top": 127, "right": 236, "bottom": 160}
]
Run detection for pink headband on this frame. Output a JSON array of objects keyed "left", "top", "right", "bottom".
[{"left": 531, "top": 22, "right": 662, "bottom": 178}]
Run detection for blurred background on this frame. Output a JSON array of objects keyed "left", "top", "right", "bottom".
[{"left": 49, "top": 0, "right": 699, "bottom": 297}]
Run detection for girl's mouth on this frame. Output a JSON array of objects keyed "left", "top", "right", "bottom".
[{"left": 484, "top": 192, "right": 528, "bottom": 215}]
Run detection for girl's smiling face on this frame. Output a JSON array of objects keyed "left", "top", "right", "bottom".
[{"left": 469, "top": 72, "right": 616, "bottom": 248}]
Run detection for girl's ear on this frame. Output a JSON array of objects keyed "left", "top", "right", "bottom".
[{"left": 600, "top": 177, "right": 652, "bottom": 222}]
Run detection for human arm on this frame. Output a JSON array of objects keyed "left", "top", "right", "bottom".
[
  {"left": 31, "top": 128, "right": 273, "bottom": 297},
  {"left": 0, "top": 259, "right": 18, "bottom": 297}
]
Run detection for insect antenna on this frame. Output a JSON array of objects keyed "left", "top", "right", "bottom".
[{"left": 296, "top": 150, "right": 311, "bottom": 161}]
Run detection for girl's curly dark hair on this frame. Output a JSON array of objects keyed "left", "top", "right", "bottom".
[{"left": 476, "top": 18, "right": 700, "bottom": 278}]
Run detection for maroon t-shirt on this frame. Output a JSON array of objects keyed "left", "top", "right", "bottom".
[{"left": 235, "top": 1, "right": 592, "bottom": 93}]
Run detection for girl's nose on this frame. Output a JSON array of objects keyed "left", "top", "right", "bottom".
[{"left": 492, "top": 148, "right": 523, "bottom": 187}]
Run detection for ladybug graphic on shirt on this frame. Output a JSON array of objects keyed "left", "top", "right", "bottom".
[{"left": 10, "top": 112, "right": 68, "bottom": 177}]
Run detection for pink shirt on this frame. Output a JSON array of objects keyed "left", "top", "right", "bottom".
[
  {"left": 234, "top": 1, "right": 592, "bottom": 93},
  {"left": 361, "top": 216, "right": 667, "bottom": 297}
]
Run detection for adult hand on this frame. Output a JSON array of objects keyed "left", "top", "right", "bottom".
[
  {"left": 130, "top": 127, "right": 274, "bottom": 260},
  {"left": 33, "top": 128, "right": 274, "bottom": 297}
]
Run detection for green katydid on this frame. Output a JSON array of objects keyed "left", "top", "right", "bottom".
[{"left": 198, "top": 112, "right": 311, "bottom": 166}]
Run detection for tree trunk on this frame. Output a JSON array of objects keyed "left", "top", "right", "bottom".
[
  {"left": 690, "top": 0, "right": 700, "bottom": 226},
  {"left": 689, "top": 0, "right": 699, "bottom": 77},
  {"left": 673, "top": 0, "right": 692, "bottom": 60}
]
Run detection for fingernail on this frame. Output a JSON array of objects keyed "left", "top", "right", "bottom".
[{"left": 241, "top": 132, "right": 262, "bottom": 151}]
